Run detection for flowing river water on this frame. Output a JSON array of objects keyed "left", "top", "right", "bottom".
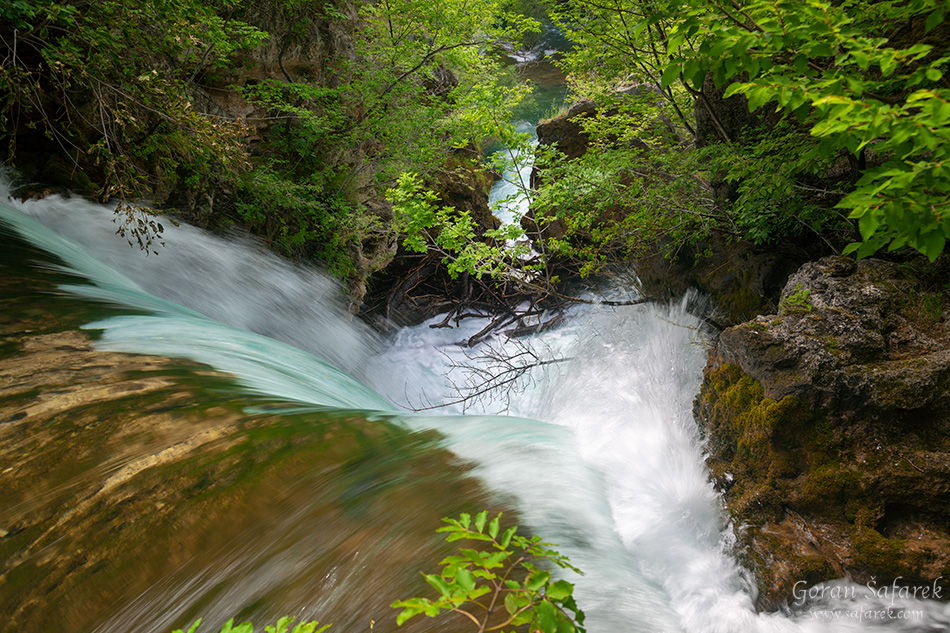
[
  {"left": 2, "top": 48, "right": 949, "bottom": 633},
  {"left": 3, "top": 178, "right": 949, "bottom": 633}
]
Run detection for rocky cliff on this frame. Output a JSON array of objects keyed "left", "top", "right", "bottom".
[{"left": 696, "top": 255, "right": 950, "bottom": 609}]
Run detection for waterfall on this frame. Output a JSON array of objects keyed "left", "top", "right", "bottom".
[{"left": 2, "top": 182, "right": 948, "bottom": 633}]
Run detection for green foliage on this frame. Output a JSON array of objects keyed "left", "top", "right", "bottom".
[
  {"left": 700, "top": 122, "right": 842, "bottom": 245},
  {"left": 388, "top": 173, "right": 532, "bottom": 279},
  {"left": 530, "top": 113, "right": 714, "bottom": 273},
  {"left": 229, "top": 0, "right": 538, "bottom": 274},
  {"left": 349, "top": 0, "right": 539, "bottom": 184},
  {"left": 233, "top": 165, "right": 358, "bottom": 273},
  {"left": 172, "top": 616, "right": 329, "bottom": 633},
  {"left": 518, "top": 85, "right": 720, "bottom": 274},
  {"left": 392, "top": 511, "right": 585, "bottom": 633},
  {"left": 779, "top": 284, "right": 814, "bottom": 315},
  {"left": 0, "top": 0, "right": 263, "bottom": 201},
  {"left": 542, "top": 0, "right": 950, "bottom": 261},
  {"left": 1, "top": 0, "right": 539, "bottom": 278},
  {"left": 659, "top": 0, "right": 950, "bottom": 260},
  {"left": 520, "top": 2, "right": 723, "bottom": 269}
]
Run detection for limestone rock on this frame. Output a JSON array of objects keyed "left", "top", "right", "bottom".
[
  {"left": 696, "top": 255, "right": 950, "bottom": 610},
  {"left": 635, "top": 233, "right": 808, "bottom": 327}
]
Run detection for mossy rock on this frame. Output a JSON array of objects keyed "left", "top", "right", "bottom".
[{"left": 852, "top": 523, "right": 907, "bottom": 578}]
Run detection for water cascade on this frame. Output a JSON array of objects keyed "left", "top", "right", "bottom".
[{"left": 3, "top": 174, "right": 949, "bottom": 633}]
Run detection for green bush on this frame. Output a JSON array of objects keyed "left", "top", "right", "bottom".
[{"left": 392, "top": 511, "right": 586, "bottom": 633}]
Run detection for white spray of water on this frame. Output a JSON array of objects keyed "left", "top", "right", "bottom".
[
  {"left": 3, "top": 183, "right": 949, "bottom": 633},
  {"left": 371, "top": 298, "right": 950, "bottom": 633},
  {"left": 0, "top": 181, "right": 376, "bottom": 378},
  {"left": 489, "top": 119, "right": 537, "bottom": 228}
]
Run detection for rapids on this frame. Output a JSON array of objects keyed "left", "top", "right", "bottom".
[{"left": 2, "top": 177, "right": 949, "bottom": 633}]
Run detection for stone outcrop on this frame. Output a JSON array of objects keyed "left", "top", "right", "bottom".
[
  {"left": 635, "top": 234, "right": 810, "bottom": 328},
  {"left": 534, "top": 100, "right": 597, "bottom": 167},
  {"left": 695, "top": 255, "right": 950, "bottom": 609}
]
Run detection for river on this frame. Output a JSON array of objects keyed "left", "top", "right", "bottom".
[
  {"left": 2, "top": 169, "right": 948, "bottom": 633},
  {"left": 2, "top": 43, "right": 949, "bottom": 633}
]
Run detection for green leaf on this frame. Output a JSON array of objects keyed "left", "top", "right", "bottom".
[
  {"left": 475, "top": 511, "right": 488, "bottom": 533},
  {"left": 395, "top": 607, "right": 420, "bottom": 626},
  {"left": 851, "top": 49, "right": 870, "bottom": 70},
  {"left": 858, "top": 210, "right": 881, "bottom": 240},
  {"left": 526, "top": 571, "right": 551, "bottom": 591},
  {"left": 546, "top": 580, "right": 574, "bottom": 601},
  {"left": 926, "top": 9, "right": 945, "bottom": 33},
  {"left": 922, "top": 231, "right": 946, "bottom": 261},
  {"left": 265, "top": 616, "right": 295, "bottom": 633},
  {"left": 456, "top": 568, "right": 476, "bottom": 593},
  {"left": 723, "top": 82, "right": 746, "bottom": 99},
  {"left": 556, "top": 616, "right": 577, "bottom": 633},
  {"left": 482, "top": 551, "right": 509, "bottom": 568},
  {"left": 500, "top": 526, "right": 517, "bottom": 549},
  {"left": 425, "top": 573, "right": 452, "bottom": 597},
  {"left": 887, "top": 236, "right": 908, "bottom": 252},
  {"left": 505, "top": 592, "right": 520, "bottom": 615},
  {"left": 660, "top": 64, "right": 681, "bottom": 90},
  {"left": 536, "top": 601, "right": 558, "bottom": 633},
  {"left": 488, "top": 515, "right": 501, "bottom": 539}
]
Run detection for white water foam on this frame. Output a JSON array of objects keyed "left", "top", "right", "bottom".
[
  {"left": 0, "top": 180, "right": 376, "bottom": 378},
  {"left": 3, "top": 181, "right": 949, "bottom": 633},
  {"left": 489, "top": 119, "right": 538, "bottom": 229}
]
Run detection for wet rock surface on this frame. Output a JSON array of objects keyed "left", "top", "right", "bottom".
[
  {"left": 695, "top": 255, "right": 950, "bottom": 610},
  {"left": 0, "top": 226, "right": 497, "bottom": 633}
]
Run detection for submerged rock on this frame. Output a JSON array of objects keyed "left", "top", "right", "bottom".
[
  {"left": 696, "top": 255, "right": 950, "bottom": 610},
  {"left": 0, "top": 226, "right": 500, "bottom": 633}
]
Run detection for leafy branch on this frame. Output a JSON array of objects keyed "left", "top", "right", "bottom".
[
  {"left": 173, "top": 616, "right": 329, "bottom": 633},
  {"left": 392, "top": 511, "right": 586, "bottom": 633}
]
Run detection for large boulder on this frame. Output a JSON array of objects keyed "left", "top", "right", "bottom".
[
  {"left": 696, "top": 255, "right": 950, "bottom": 609},
  {"left": 634, "top": 233, "right": 808, "bottom": 327}
]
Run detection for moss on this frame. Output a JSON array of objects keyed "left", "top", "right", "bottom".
[
  {"left": 719, "top": 286, "right": 767, "bottom": 323},
  {"left": 721, "top": 374, "right": 764, "bottom": 414},
  {"left": 820, "top": 336, "right": 841, "bottom": 352},
  {"left": 779, "top": 284, "right": 814, "bottom": 315},
  {"left": 700, "top": 363, "right": 818, "bottom": 518},
  {"left": 801, "top": 418, "right": 836, "bottom": 464},
  {"left": 786, "top": 554, "right": 837, "bottom": 588},
  {"left": 710, "top": 367, "right": 810, "bottom": 473},
  {"left": 799, "top": 465, "right": 862, "bottom": 518},
  {"left": 853, "top": 523, "right": 907, "bottom": 577}
]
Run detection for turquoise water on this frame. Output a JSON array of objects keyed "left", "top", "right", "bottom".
[{"left": 2, "top": 183, "right": 949, "bottom": 633}]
